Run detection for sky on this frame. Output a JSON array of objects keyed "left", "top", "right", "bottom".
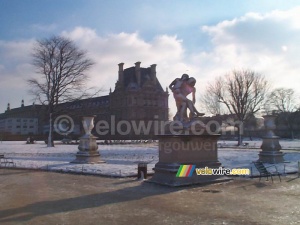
[{"left": 1, "top": 0, "right": 300, "bottom": 116}]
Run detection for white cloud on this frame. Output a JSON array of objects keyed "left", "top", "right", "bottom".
[
  {"left": 195, "top": 6, "right": 300, "bottom": 95},
  {"left": 281, "top": 45, "right": 288, "bottom": 52},
  {"left": 0, "top": 28, "right": 191, "bottom": 114},
  {"left": 30, "top": 23, "right": 57, "bottom": 32},
  {"left": 0, "top": 40, "right": 35, "bottom": 65},
  {"left": 61, "top": 27, "right": 194, "bottom": 115},
  {"left": 0, "top": 40, "right": 36, "bottom": 112},
  {"left": 1, "top": 6, "right": 300, "bottom": 114},
  {"left": 62, "top": 27, "right": 193, "bottom": 96}
]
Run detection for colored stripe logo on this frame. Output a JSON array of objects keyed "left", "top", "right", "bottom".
[{"left": 176, "top": 165, "right": 196, "bottom": 177}]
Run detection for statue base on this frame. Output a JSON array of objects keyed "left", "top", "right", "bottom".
[
  {"left": 148, "top": 134, "right": 227, "bottom": 186},
  {"left": 258, "top": 136, "right": 284, "bottom": 164},
  {"left": 71, "top": 135, "right": 105, "bottom": 164}
]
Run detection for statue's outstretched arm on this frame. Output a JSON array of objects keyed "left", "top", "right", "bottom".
[{"left": 169, "top": 79, "right": 177, "bottom": 91}]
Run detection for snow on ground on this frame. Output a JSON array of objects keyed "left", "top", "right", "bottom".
[{"left": 0, "top": 140, "right": 300, "bottom": 177}]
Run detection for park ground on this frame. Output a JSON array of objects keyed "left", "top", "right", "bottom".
[
  {"left": 0, "top": 169, "right": 299, "bottom": 225},
  {"left": 1, "top": 140, "right": 300, "bottom": 176}
]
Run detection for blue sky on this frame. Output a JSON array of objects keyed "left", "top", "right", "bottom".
[{"left": 0, "top": 0, "right": 300, "bottom": 115}]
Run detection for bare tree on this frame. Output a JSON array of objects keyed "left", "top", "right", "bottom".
[
  {"left": 265, "top": 88, "right": 299, "bottom": 139},
  {"left": 200, "top": 91, "right": 227, "bottom": 115},
  {"left": 28, "top": 36, "right": 94, "bottom": 147},
  {"left": 204, "top": 69, "right": 269, "bottom": 145},
  {"left": 265, "top": 88, "right": 297, "bottom": 113}
]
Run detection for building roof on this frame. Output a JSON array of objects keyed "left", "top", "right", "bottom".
[
  {"left": 1, "top": 105, "right": 45, "bottom": 118},
  {"left": 123, "top": 66, "right": 164, "bottom": 92},
  {"left": 61, "top": 95, "right": 110, "bottom": 110},
  {"left": 0, "top": 96, "right": 110, "bottom": 119}
]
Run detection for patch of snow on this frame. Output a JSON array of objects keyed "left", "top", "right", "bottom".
[{"left": 0, "top": 141, "right": 299, "bottom": 177}]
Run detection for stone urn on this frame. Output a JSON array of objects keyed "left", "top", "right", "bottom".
[
  {"left": 263, "top": 115, "right": 277, "bottom": 137},
  {"left": 71, "top": 116, "right": 105, "bottom": 164},
  {"left": 82, "top": 116, "right": 95, "bottom": 137},
  {"left": 258, "top": 115, "right": 284, "bottom": 163}
]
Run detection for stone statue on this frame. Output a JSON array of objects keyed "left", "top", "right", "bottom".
[{"left": 169, "top": 74, "right": 204, "bottom": 123}]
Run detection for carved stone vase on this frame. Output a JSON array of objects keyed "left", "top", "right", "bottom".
[
  {"left": 82, "top": 116, "right": 95, "bottom": 137},
  {"left": 71, "top": 116, "right": 105, "bottom": 164}
]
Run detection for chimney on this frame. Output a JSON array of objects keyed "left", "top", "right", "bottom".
[
  {"left": 135, "top": 61, "right": 141, "bottom": 86},
  {"left": 150, "top": 64, "right": 157, "bottom": 85},
  {"left": 118, "top": 63, "right": 124, "bottom": 84}
]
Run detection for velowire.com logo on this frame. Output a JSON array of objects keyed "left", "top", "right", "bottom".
[{"left": 176, "top": 165, "right": 251, "bottom": 177}]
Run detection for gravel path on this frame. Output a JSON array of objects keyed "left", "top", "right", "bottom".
[{"left": 0, "top": 169, "right": 299, "bottom": 225}]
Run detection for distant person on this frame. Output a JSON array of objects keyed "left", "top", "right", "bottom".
[{"left": 29, "top": 136, "right": 35, "bottom": 144}]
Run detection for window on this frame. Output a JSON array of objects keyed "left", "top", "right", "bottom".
[{"left": 133, "top": 97, "right": 137, "bottom": 105}]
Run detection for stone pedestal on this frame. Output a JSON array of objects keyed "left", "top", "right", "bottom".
[
  {"left": 149, "top": 134, "right": 223, "bottom": 186},
  {"left": 71, "top": 116, "right": 105, "bottom": 164},
  {"left": 258, "top": 115, "right": 284, "bottom": 163}
]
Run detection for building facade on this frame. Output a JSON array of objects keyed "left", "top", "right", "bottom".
[
  {"left": 0, "top": 62, "right": 169, "bottom": 140},
  {"left": 0, "top": 102, "right": 45, "bottom": 137},
  {"left": 0, "top": 117, "right": 39, "bottom": 135}
]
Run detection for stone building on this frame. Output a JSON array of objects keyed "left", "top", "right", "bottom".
[
  {"left": 0, "top": 102, "right": 45, "bottom": 137},
  {"left": 111, "top": 62, "right": 168, "bottom": 120},
  {"left": 0, "top": 62, "right": 169, "bottom": 140}
]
